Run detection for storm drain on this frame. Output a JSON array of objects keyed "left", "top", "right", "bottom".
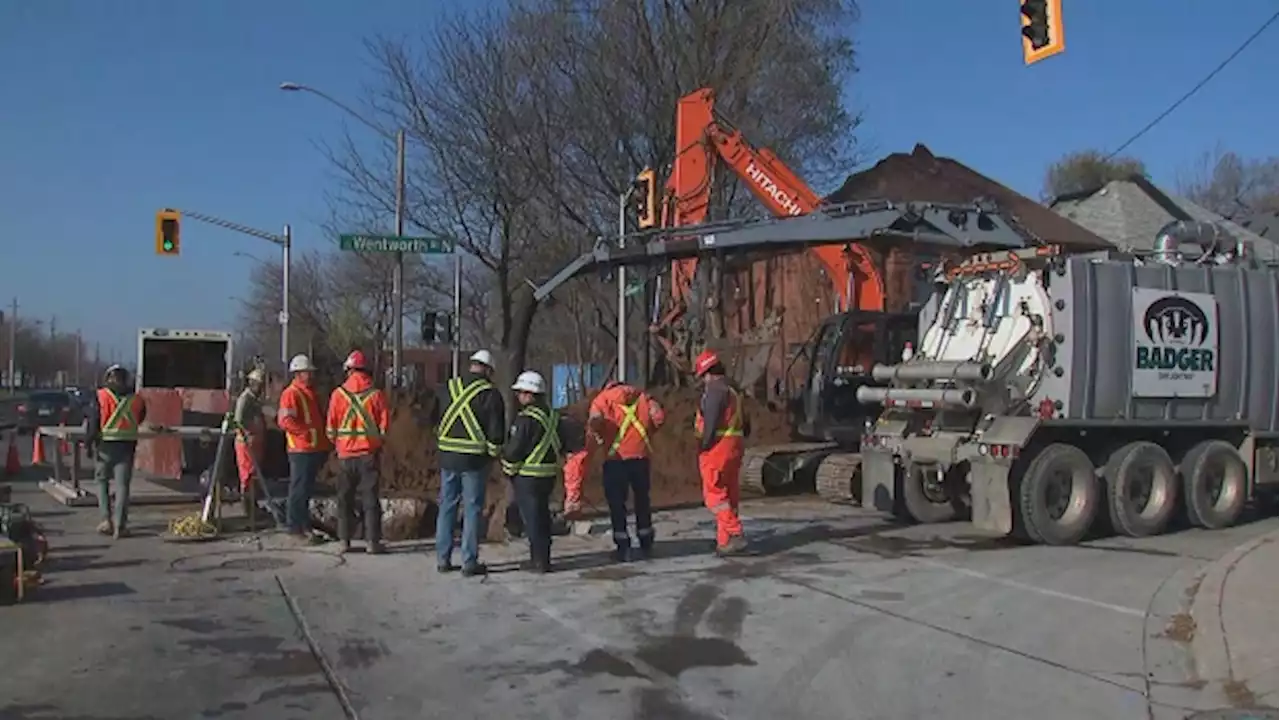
[{"left": 222, "top": 557, "right": 295, "bottom": 572}]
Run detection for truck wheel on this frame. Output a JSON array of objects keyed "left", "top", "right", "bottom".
[
  {"left": 1017, "top": 443, "right": 1099, "bottom": 546},
  {"left": 1103, "top": 442, "right": 1178, "bottom": 538},
  {"left": 902, "top": 463, "right": 960, "bottom": 524},
  {"left": 1181, "top": 440, "right": 1248, "bottom": 530}
]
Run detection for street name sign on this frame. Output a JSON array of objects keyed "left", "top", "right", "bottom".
[{"left": 339, "top": 234, "right": 455, "bottom": 254}]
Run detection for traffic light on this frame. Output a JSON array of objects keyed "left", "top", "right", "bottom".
[
  {"left": 155, "top": 208, "right": 181, "bottom": 255},
  {"left": 421, "top": 311, "right": 454, "bottom": 345},
  {"left": 1020, "top": 0, "right": 1064, "bottom": 65},
  {"left": 634, "top": 168, "right": 657, "bottom": 229}
]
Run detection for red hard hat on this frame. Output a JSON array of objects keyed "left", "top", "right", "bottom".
[
  {"left": 693, "top": 349, "right": 720, "bottom": 377},
  {"left": 343, "top": 350, "right": 367, "bottom": 371}
]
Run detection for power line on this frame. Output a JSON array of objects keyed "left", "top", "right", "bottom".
[{"left": 1107, "top": 12, "right": 1279, "bottom": 159}]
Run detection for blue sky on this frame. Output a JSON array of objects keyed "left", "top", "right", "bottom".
[{"left": 2, "top": 1, "right": 1276, "bottom": 361}]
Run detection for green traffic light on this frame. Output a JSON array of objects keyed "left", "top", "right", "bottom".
[{"left": 163, "top": 240, "right": 174, "bottom": 251}]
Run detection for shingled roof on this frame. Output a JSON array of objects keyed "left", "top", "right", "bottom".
[{"left": 827, "top": 144, "right": 1114, "bottom": 251}]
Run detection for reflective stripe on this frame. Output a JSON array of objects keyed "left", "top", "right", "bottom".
[
  {"left": 607, "top": 400, "right": 651, "bottom": 457},
  {"left": 284, "top": 387, "right": 319, "bottom": 450},
  {"left": 636, "top": 527, "right": 655, "bottom": 538},
  {"left": 612, "top": 531, "right": 631, "bottom": 541},
  {"left": 334, "top": 388, "right": 381, "bottom": 439},
  {"left": 694, "top": 388, "right": 744, "bottom": 439},
  {"left": 501, "top": 406, "right": 562, "bottom": 477},
  {"left": 709, "top": 502, "right": 731, "bottom": 514},
  {"left": 437, "top": 378, "right": 495, "bottom": 455},
  {"left": 100, "top": 389, "right": 139, "bottom": 441}
]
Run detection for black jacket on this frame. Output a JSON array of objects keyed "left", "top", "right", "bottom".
[
  {"left": 431, "top": 371, "right": 506, "bottom": 471},
  {"left": 502, "top": 401, "right": 584, "bottom": 477}
]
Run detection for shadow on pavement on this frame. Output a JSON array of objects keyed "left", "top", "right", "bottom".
[{"left": 29, "top": 581, "right": 136, "bottom": 603}]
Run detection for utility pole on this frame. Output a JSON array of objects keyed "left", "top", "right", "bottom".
[
  {"left": 616, "top": 188, "right": 638, "bottom": 384},
  {"left": 392, "top": 128, "right": 406, "bottom": 387},
  {"left": 6, "top": 297, "right": 16, "bottom": 394},
  {"left": 281, "top": 224, "right": 292, "bottom": 366},
  {"left": 74, "top": 330, "right": 82, "bottom": 386}
]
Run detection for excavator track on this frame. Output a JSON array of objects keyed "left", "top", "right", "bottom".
[
  {"left": 741, "top": 443, "right": 837, "bottom": 495},
  {"left": 814, "top": 452, "right": 863, "bottom": 504}
]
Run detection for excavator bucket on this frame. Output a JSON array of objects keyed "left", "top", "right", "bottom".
[{"left": 704, "top": 311, "right": 784, "bottom": 393}]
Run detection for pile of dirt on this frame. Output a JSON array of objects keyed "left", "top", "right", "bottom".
[{"left": 317, "top": 385, "right": 792, "bottom": 542}]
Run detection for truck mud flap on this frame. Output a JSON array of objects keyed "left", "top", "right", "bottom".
[
  {"left": 861, "top": 452, "right": 898, "bottom": 515},
  {"left": 969, "top": 461, "right": 1014, "bottom": 535}
]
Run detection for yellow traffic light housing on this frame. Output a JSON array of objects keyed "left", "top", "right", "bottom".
[
  {"left": 155, "top": 209, "right": 181, "bottom": 256},
  {"left": 635, "top": 168, "right": 657, "bottom": 229},
  {"left": 1021, "top": 0, "right": 1064, "bottom": 66}
]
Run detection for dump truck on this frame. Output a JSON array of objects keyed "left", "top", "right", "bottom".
[
  {"left": 134, "top": 328, "right": 233, "bottom": 480},
  {"left": 847, "top": 225, "right": 1278, "bottom": 545}
]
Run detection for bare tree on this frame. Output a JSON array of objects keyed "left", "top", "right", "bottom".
[
  {"left": 327, "top": 0, "right": 864, "bottom": 394},
  {"left": 0, "top": 316, "right": 105, "bottom": 389},
  {"left": 1043, "top": 150, "right": 1147, "bottom": 201},
  {"left": 1177, "top": 145, "right": 1279, "bottom": 221}
]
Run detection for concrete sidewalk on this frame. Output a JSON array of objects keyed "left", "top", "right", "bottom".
[{"left": 1190, "top": 527, "right": 1279, "bottom": 710}]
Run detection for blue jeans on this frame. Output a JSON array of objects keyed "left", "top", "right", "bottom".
[
  {"left": 287, "top": 451, "right": 327, "bottom": 534},
  {"left": 436, "top": 467, "right": 487, "bottom": 568}
]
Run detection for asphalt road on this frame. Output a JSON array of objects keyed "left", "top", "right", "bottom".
[{"left": 0, "top": 459, "right": 1276, "bottom": 720}]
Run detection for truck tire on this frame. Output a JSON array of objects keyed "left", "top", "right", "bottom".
[
  {"left": 1017, "top": 443, "right": 1099, "bottom": 546},
  {"left": 1180, "top": 440, "right": 1248, "bottom": 530},
  {"left": 902, "top": 463, "right": 960, "bottom": 524},
  {"left": 1103, "top": 441, "right": 1178, "bottom": 538}
]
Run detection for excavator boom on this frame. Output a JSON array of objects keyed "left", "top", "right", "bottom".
[{"left": 662, "top": 88, "right": 884, "bottom": 314}]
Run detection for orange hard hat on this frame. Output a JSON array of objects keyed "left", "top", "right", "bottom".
[
  {"left": 343, "top": 350, "right": 367, "bottom": 371},
  {"left": 693, "top": 349, "right": 720, "bottom": 377}
]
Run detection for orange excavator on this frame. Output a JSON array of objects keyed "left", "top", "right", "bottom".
[{"left": 644, "top": 88, "right": 888, "bottom": 382}]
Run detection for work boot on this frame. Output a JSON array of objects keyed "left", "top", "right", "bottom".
[
  {"left": 519, "top": 560, "right": 550, "bottom": 574},
  {"left": 437, "top": 561, "right": 458, "bottom": 573},
  {"left": 113, "top": 526, "right": 130, "bottom": 540},
  {"left": 461, "top": 563, "right": 488, "bottom": 577},
  {"left": 635, "top": 543, "right": 653, "bottom": 561},
  {"left": 612, "top": 547, "right": 630, "bottom": 563},
  {"left": 716, "top": 535, "right": 749, "bottom": 557},
  {"left": 367, "top": 542, "right": 387, "bottom": 556},
  {"left": 96, "top": 520, "right": 114, "bottom": 536}
]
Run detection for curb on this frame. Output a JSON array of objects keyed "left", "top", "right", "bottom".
[{"left": 1189, "top": 528, "right": 1279, "bottom": 700}]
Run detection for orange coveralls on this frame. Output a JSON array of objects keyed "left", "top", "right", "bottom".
[
  {"left": 233, "top": 388, "right": 266, "bottom": 491},
  {"left": 562, "top": 450, "right": 588, "bottom": 516},
  {"left": 694, "top": 378, "right": 745, "bottom": 546}
]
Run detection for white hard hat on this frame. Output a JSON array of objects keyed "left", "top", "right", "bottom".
[
  {"left": 469, "top": 350, "right": 494, "bottom": 368},
  {"left": 511, "top": 370, "right": 546, "bottom": 394},
  {"left": 288, "top": 354, "right": 316, "bottom": 373},
  {"left": 247, "top": 368, "right": 266, "bottom": 382}
]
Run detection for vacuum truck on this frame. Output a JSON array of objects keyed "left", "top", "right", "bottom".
[{"left": 849, "top": 224, "right": 1278, "bottom": 546}]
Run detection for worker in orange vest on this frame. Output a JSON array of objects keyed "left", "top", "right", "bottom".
[
  {"left": 693, "top": 350, "right": 750, "bottom": 556},
  {"left": 85, "top": 364, "right": 146, "bottom": 539},
  {"left": 588, "top": 380, "right": 666, "bottom": 561},
  {"left": 233, "top": 367, "right": 271, "bottom": 522},
  {"left": 278, "top": 354, "right": 331, "bottom": 543},
  {"left": 325, "top": 350, "right": 391, "bottom": 554}
]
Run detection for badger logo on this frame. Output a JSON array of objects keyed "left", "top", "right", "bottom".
[{"left": 1143, "top": 296, "right": 1210, "bottom": 346}]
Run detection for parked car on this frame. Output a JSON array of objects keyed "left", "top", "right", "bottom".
[{"left": 16, "top": 390, "right": 82, "bottom": 435}]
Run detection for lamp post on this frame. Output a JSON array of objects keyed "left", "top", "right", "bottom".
[{"left": 280, "top": 81, "right": 412, "bottom": 385}]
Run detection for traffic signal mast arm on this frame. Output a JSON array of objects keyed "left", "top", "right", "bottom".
[
  {"left": 534, "top": 199, "right": 1029, "bottom": 303},
  {"left": 660, "top": 88, "right": 884, "bottom": 314}
]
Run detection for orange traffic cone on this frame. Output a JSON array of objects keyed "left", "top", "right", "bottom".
[
  {"left": 4, "top": 435, "right": 19, "bottom": 477},
  {"left": 31, "top": 432, "right": 45, "bottom": 465}
]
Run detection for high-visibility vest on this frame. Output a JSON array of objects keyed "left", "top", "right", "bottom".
[
  {"left": 98, "top": 388, "right": 142, "bottom": 441},
  {"left": 280, "top": 384, "right": 326, "bottom": 452},
  {"left": 501, "top": 405, "right": 563, "bottom": 478},
  {"left": 607, "top": 399, "right": 652, "bottom": 458},
  {"left": 694, "top": 386, "right": 744, "bottom": 440},
  {"left": 437, "top": 377, "right": 498, "bottom": 456},
  {"left": 334, "top": 387, "right": 383, "bottom": 442}
]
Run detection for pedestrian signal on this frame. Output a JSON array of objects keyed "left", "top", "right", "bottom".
[{"left": 155, "top": 209, "right": 181, "bottom": 255}]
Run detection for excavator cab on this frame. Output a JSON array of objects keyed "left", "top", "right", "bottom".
[{"left": 793, "top": 309, "right": 918, "bottom": 444}]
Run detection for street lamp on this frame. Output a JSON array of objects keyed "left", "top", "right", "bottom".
[{"left": 280, "top": 81, "right": 411, "bottom": 383}]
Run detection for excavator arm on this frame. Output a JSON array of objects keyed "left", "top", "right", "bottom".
[{"left": 661, "top": 88, "right": 883, "bottom": 313}]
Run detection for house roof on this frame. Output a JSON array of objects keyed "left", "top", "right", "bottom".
[
  {"left": 827, "top": 144, "right": 1114, "bottom": 251},
  {"left": 1236, "top": 210, "right": 1279, "bottom": 243},
  {"left": 1049, "top": 176, "right": 1278, "bottom": 263}
]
